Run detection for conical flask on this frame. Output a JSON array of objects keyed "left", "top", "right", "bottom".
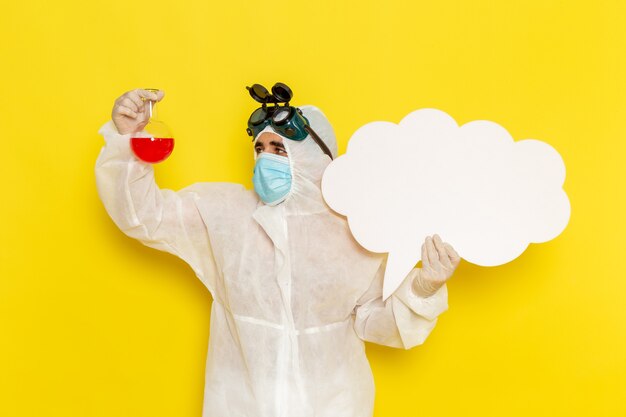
[{"left": 130, "top": 88, "right": 174, "bottom": 163}]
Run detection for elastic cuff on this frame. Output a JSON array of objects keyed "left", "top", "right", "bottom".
[
  {"left": 97, "top": 120, "right": 136, "bottom": 157},
  {"left": 99, "top": 120, "right": 136, "bottom": 143},
  {"left": 412, "top": 271, "right": 444, "bottom": 297},
  {"left": 393, "top": 270, "right": 448, "bottom": 321}
]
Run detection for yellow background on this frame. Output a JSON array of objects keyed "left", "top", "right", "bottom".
[{"left": 1, "top": 0, "right": 625, "bottom": 416}]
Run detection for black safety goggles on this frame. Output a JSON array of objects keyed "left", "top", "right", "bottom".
[{"left": 246, "top": 83, "right": 333, "bottom": 160}]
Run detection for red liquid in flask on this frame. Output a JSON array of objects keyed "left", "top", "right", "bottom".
[{"left": 130, "top": 137, "right": 175, "bottom": 163}]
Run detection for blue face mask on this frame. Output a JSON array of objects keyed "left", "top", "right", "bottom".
[{"left": 252, "top": 153, "right": 292, "bottom": 206}]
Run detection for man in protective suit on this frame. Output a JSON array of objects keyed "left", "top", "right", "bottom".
[{"left": 95, "top": 87, "right": 460, "bottom": 417}]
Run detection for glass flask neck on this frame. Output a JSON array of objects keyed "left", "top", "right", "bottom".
[
  {"left": 144, "top": 88, "right": 160, "bottom": 120},
  {"left": 147, "top": 99, "right": 159, "bottom": 120}
]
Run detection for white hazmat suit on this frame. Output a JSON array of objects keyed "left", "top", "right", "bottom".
[{"left": 95, "top": 106, "right": 448, "bottom": 417}]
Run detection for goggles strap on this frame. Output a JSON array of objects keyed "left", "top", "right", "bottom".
[{"left": 304, "top": 126, "right": 334, "bottom": 160}]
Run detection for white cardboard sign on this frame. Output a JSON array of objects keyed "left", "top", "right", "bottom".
[{"left": 321, "top": 109, "right": 570, "bottom": 299}]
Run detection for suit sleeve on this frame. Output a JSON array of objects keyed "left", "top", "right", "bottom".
[
  {"left": 94, "top": 120, "right": 218, "bottom": 295},
  {"left": 353, "top": 259, "right": 448, "bottom": 349}
]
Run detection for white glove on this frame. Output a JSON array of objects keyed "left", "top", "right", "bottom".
[
  {"left": 111, "top": 88, "right": 165, "bottom": 135},
  {"left": 412, "top": 234, "right": 461, "bottom": 297}
]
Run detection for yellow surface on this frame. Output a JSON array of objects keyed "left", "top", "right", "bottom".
[{"left": 1, "top": 1, "right": 625, "bottom": 416}]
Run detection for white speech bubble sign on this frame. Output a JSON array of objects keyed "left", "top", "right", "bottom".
[{"left": 322, "top": 109, "right": 570, "bottom": 299}]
